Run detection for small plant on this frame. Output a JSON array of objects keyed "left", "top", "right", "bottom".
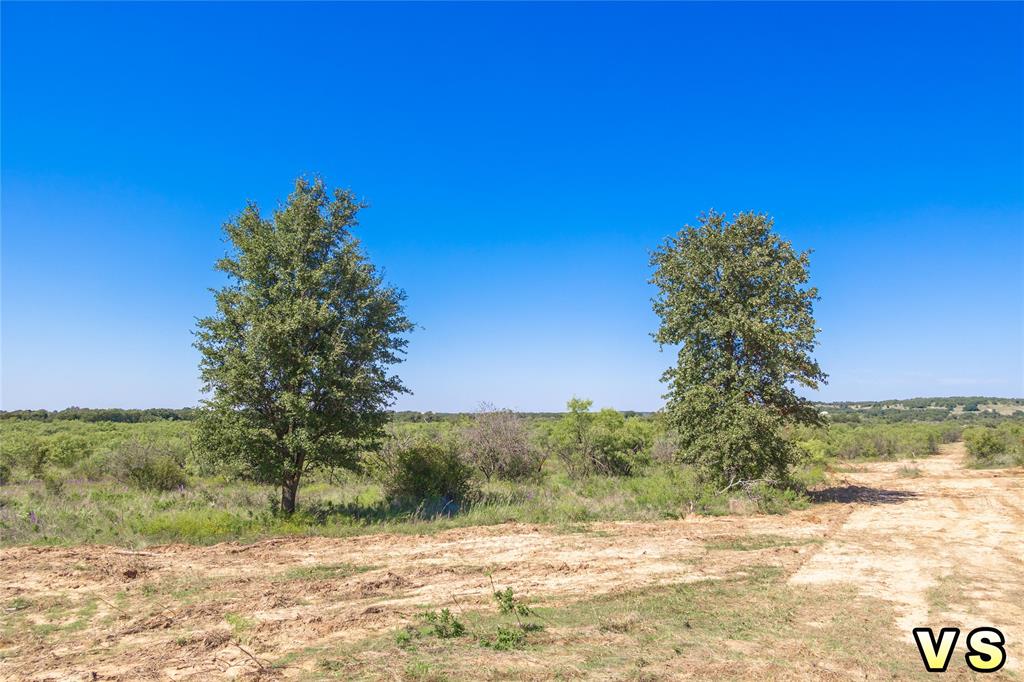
[
  {"left": 318, "top": 659, "right": 346, "bottom": 672},
  {"left": 483, "top": 625, "right": 527, "bottom": 651},
  {"left": 393, "top": 626, "right": 419, "bottom": 648},
  {"left": 224, "top": 612, "right": 254, "bottom": 635},
  {"left": 421, "top": 608, "right": 466, "bottom": 638},
  {"left": 494, "top": 587, "right": 534, "bottom": 618},
  {"left": 897, "top": 465, "right": 922, "bottom": 478},
  {"left": 483, "top": 581, "right": 545, "bottom": 650}
]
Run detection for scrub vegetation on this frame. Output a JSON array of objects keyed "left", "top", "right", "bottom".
[{"left": 1, "top": 401, "right": 1021, "bottom": 547}]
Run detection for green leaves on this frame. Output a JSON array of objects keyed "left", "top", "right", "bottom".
[
  {"left": 650, "top": 211, "right": 826, "bottom": 485},
  {"left": 545, "top": 398, "right": 654, "bottom": 477},
  {"left": 194, "top": 177, "right": 413, "bottom": 512}
]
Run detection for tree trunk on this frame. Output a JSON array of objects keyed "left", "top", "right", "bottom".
[{"left": 281, "top": 472, "right": 300, "bottom": 515}]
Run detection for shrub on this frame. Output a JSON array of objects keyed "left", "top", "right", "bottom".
[
  {"left": 462, "top": 405, "right": 543, "bottom": 481},
  {"left": 748, "top": 482, "right": 807, "bottom": 514},
  {"left": 46, "top": 435, "right": 93, "bottom": 467},
  {"left": 115, "top": 440, "right": 188, "bottom": 491},
  {"left": 26, "top": 439, "right": 49, "bottom": 478},
  {"left": 42, "top": 470, "right": 66, "bottom": 496},
  {"left": 964, "top": 427, "right": 1008, "bottom": 459},
  {"left": 71, "top": 452, "right": 116, "bottom": 481},
  {"left": 0, "top": 458, "right": 11, "bottom": 486},
  {"left": 824, "top": 423, "right": 947, "bottom": 460},
  {"left": 545, "top": 399, "right": 653, "bottom": 478},
  {"left": 368, "top": 436, "right": 473, "bottom": 506}
]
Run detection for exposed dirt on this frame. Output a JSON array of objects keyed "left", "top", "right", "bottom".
[
  {"left": 0, "top": 442, "right": 1020, "bottom": 680},
  {"left": 791, "top": 442, "right": 1024, "bottom": 668}
]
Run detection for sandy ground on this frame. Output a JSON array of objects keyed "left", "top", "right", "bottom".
[
  {"left": 791, "top": 442, "right": 1024, "bottom": 667},
  {"left": 0, "top": 442, "right": 1020, "bottom": 680}
]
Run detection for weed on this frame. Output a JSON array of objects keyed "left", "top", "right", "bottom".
[
  {"left": 421, "top": 608, "right": 466, "bottom": 639},
  {"left": 318, "top": 658, "right": 346, "bottom": 672},
  {"left": 493, "top": 586, "right": 535, "bottom": 618},
  {"left": 224, "top": 612, "right": 253, "bottom": 635},
  {"left": 897, "top": 464, "right": 922, "bottom": 478},
  {"left": 482, "top": 624, "right": 527, "bottom": 651},
  {"left": 393, "top": 626, "right": 419, "bottom": 648}
]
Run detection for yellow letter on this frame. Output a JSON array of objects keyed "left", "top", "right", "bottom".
[
  {"left": 913, "top": 627, "right": 960, "bottom": 672},
  {"left": 965, "top": 627, "right": 1006, "bottom": 673}
]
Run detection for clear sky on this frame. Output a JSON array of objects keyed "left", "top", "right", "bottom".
[{"left": 2, "top": 2, "right": 1022, "bottom": 412}]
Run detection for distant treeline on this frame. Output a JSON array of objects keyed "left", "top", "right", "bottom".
[
  {"left": 0, "top": 408, "right": 198, "bottom": 423},
  {"left": 812, "top": 396, "right": 1024, "bottom": 424},
  {"left": 390, "top": 410, "right": 652, "bottom": 423},
  {"left": 818, "top": 396, "right": 1024, "bottom": 410},
  {"left": 0, "top": 407, "right": 652, "bottom": 424},
  {"left": 2, "top": 398, "right": 1019, "bottom": 424}
]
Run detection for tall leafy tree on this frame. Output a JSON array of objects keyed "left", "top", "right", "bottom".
[
  {"left": 650, "top": 211, "right": 826, "bottom": 487},
  {"left": 195, "top": 177, "right": 413, "bottom": 513}
]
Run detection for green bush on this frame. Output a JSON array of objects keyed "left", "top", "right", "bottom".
[
  {"left": 804, "top": 422, "right": 951, "bottom": 461},
  {"left": 484, "top": 625, "right": 527, "bottom": 650},
  {"left": 42, "top": 470, "right": 66, "bottom": 496},
  {"left": 749, "top": 482, "right": 808, "bottom": 514},
  {"left": 421, "top": 608, "right": 466, "bottom": 638},
  {"left": 368, "top": 437, "right": 473, "bottom": 506},
  {"left": 962, "top": 428, "right": 1011, "bottom": 458},
  {"left": 26, "top": 439, "right": 49, "bottom": 478},
  {"left": 71, "top": 452, "right": 116, "bottom": 481},
  {"left": 544, "top": 399, "right": 654, "bottom": 477},
  {"left": 116, "top": 441, "right": 188, "bottom": 491},
  {"left": 46, "top": 435, "right": 93, "bottom": 467}
]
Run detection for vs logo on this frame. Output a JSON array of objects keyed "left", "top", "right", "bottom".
[{"left": 913, "top": 627, "right": 1007, "bottom": 673}]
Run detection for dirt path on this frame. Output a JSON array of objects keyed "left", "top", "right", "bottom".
[
  {"left": 0, "top": 442, "right": 1020, "bottom": 680},
  {"left": 791, "top": 442, "right": 1024, "bottom": 669}
]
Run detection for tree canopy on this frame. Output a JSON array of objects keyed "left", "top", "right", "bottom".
[
  {"left": 194, "top": 177, "right": 413, "bottom": 513},
  {"left": 650, "top": 211, "right": 826, "bottom": 486}
]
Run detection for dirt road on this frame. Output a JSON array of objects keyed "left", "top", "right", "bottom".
[{"left": 1, "top": 442, "right": 1020, "bottom": 680}]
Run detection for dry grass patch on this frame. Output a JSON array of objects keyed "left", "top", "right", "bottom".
[{"left": 292, "top": 564, "right": 933, "bottom": 680}]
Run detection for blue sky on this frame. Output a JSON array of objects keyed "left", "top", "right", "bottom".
[{"left": 2, "top": 2, "right": 1022, "bottom": 411}]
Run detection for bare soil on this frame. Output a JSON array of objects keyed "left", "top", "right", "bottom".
[{"left": 1, "top": 442, "right": 1021, "bottom": 680}]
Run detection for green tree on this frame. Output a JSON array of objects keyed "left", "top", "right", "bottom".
[
  {"left": 650, "top": 211, "right": 826, "bottom": 487},
  {"left": 194, "top": 177, "right": 413, "bottom": 514}
]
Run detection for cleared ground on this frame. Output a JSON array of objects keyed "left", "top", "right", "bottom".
[{"left": 1, "top": 442, "right": 1020, "bottom": 680}]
